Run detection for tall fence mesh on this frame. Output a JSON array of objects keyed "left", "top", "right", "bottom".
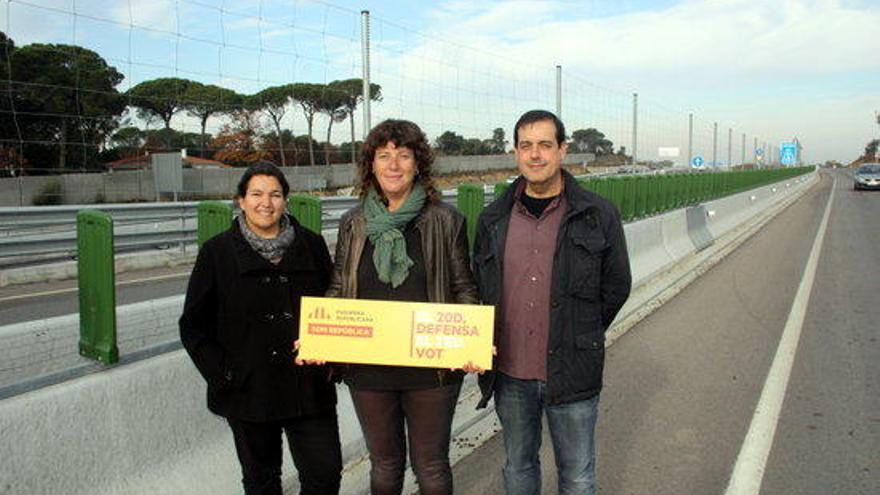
[{"left": 1, "top": 0, "right": 789, "bottom": 207}]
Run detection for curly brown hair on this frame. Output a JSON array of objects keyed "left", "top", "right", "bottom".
[{"left": 356, "top": 119, "right": 440, "bottom": 203}]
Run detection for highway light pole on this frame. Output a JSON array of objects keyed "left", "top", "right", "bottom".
[
  {"left": 727, "top": 128, "right": 732, "bottom": 169},
  {"left": 556, "top": 65, "right": 562, "bottom": 119},
  {"left": 361, "top": 10, "right": 372, "bottom": 138},
  {"left": 632, "top": 93, "right": 638, "bottom": 165},
  {"left": 712, "top": 122, "right": 718, "bottom": 168},
  {"left": 688, "top": 113, "right": 693, "bottom": 168}
]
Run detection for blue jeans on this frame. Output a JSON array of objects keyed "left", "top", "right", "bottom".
[{"left": 494, "top": 372, "right": 599, "bottom": 495}]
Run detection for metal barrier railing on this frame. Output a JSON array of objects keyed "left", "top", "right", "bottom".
[{"left": 0, "top": 197, "right": 351, "bottom": 263}]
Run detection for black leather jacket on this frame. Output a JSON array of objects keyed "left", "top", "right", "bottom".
[
  {"left": 474, "top": 171, "right": 632, "bottom": 407},
  {"left": 326, "top": 200, "right": 478, "bottom": 305}
]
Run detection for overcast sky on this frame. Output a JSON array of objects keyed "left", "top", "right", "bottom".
[{"left": 3, "top": 0, "right": 878, "bottom": 164}]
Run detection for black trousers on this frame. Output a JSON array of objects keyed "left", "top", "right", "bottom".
[
  {"left": 350, "top": 382, "right": 462, "bottom": 495},
  {"left": 226, "top": 410, "right": 342, "bottom": 495}
]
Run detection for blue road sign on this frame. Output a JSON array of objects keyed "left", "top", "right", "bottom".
[
  {"left": 755, "top": 148, "right": 764, "bottom": 156},
  {"left": 780, "top": 142, "right": 797, "bottom": 166},
  {"left": 691, "top": 156, "right": 704, "bottom": 168}
]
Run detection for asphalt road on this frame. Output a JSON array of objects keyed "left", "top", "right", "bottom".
[
  {"left": 0, "top": 265, "right": 190, "bottom": 325},
  {"left": 453, "top": 170, "right": 879, "bottom": 494}
]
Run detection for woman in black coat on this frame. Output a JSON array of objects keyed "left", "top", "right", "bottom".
[{"left": 179, "top": 162, "right": 342, "bottom": 495}]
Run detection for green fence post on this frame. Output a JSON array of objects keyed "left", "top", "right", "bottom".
[
  {"left": 668, "top": 174, "right": 680, "bottom": 208},
  {"left": 696, "top": 173, "right": 704, "bottom": 202},
  {"left": 695, "top": 173, "right": 705, "bottom": 202},
  {"left": 288, "top": 194, "right": 323, "bottom": 235},
  {"left": 682, "top": 174, "right": 692, "bottom": 205},
  {"left": 712, "top": 172, "right": 722, "bottom": 200},
  {"left": 606, "top": 178, "right": 624, "bottom": 217},
  {"left": 701, "top": 173, "right": 711, "bottom": 202},
  {"left": 693, "top": 173, "right": 704, "bottom": 202},
  {"left": 679, "top": 174, "right": 690, "bottom": 206},
  {"left": 621, "top": 177, "right": 636, "bottom": 221},
  {"left": 678, "top": 173, "right": 690, "bottom": 208},
  {"left": 688, "top": 172, "right": 705, "bottom": 205},
  {"left": 457, "top": 184, "right": 484, "bottom": 251},
  {"left": 579, "top": 177, "right": 603, "bottom": 198},
  {"left": 594, "top": 177, "right": 610, "bottom": 201},
  {"left": 718, "top": 171, "right": 729, "bottom": 197},
  {"left": 655, "top": 175, "right": 667, "bottom": 213},
  {"left": 197, "top": 201, "right": 233, "bottom": 247},
  {"left": 660, "top": 174, "right": 675, "bottom": 211},
  {"left": 634, "top": 176, "right": 648, "bottom": 218},
  {"left": 494, "top": 182, "right": 510, "bottom": 201},
  {"left": 77, "top": 210, "right": 118, "bottom": 365},
  {"left": 646, "top": 175, "right": 659, "bottom": 215}
]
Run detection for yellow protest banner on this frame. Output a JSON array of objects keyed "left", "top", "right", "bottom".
[{"left": 298, "top": 297, "right": 494, "bottom": 370}]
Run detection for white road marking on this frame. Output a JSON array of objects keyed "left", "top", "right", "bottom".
[
  {"left": 724, "top": 175, "right": 836, "bottom": 495},
  {"left": 0, "top": 271, "right": 190, "bottom": 303}
]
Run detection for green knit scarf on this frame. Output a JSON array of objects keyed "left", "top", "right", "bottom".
[{"left": 363, "top": 184, "right": 426, "bottom": 288}]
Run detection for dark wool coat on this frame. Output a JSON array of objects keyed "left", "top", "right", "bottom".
[
  {"left": 474, "top": 170, "right": 632, "bottom": 407},
  {"left": 179, "top": 215, "right": 336, "bottom": 422}
]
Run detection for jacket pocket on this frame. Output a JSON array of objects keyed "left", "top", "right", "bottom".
[
  {"left": 570, "top": 333, "right": 605, "bottom": 393},
  {"left": 575, "top": 332, "right": 604, "bottom": 350},
  {"left": 566, "top": 234, "right": 606, "bottom": 300},
  {"left": 220, "top": 357, "right": 252, "bottom": 391}
]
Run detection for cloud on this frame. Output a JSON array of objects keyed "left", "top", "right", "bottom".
[
  {"left": 1, "top": 0, "right": 76, "bottom": 45},
  {"left": 109, "top": 0, "right": 180, "bottom": 33},
  {"left": 5, "top": 0, "right": 875, "bottom": 161},
  {"left": 427, "top": 0, "right": 563, "bottom": 39},
  {"left": 426, "top": 0, "right": 878, "bottom": 81},
  {"left": 365, "top": 0, "right": 879, "bottom": 161}
]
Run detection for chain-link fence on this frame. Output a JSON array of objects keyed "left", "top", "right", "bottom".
[{"left": 2, "top": 1, "right": 788, "bottom": 198}]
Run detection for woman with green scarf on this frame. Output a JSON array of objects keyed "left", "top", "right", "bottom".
[{"left": 326, "top": 119, "right": 478, "bottom": 494}]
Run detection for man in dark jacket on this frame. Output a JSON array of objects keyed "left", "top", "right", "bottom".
[{"left": 473, "top": 110, "right": 631, "bottom": 495}]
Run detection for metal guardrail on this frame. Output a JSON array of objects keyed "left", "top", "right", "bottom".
[
  {"left": 0, "top": 203, "right": 199, "bottom": 262},
  {"left": 0, "top": 203, "right": 195, "bottom": 230}
]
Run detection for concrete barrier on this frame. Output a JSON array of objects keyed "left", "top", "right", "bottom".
[
  {"left": 703, "top": 177, "right": 810, "bottom": 239},
  {"left": 659, "top": 208, "right": 694, "bottom": 262},
  {"left": 622, "top": 213, "right": 676, "bottom": 288},
  {"left": 685, "top": 204, "right": 714, "bottom": 251},
  {"left": 0, "top": 347, "right": 489, "bottom": 495},
  {"left": 0, "top": 296, "right": 183, "bottom": 391},
  {"left": 0, "top": 171, "right": 818, "bottom": 495},
  {"left": 704, "top": 185, "right": 759, "bottom": 238}
]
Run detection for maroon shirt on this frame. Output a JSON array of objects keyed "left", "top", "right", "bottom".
[{"left": 498, "top": 185, "right": 566, "bottom": 381}]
